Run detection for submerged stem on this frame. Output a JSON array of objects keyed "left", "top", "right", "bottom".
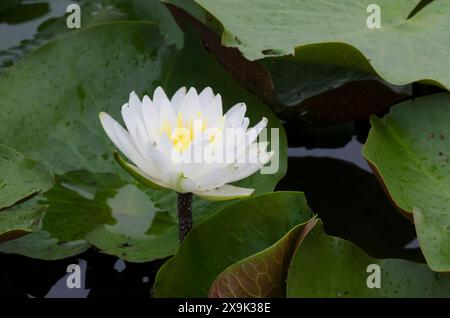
[{"left": 177, "top": 192, "right": 193, "bottom": 242}]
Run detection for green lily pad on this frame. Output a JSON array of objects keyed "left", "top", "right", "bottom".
[
  {"left": 363, "top": 93, "right": 450, "bottom": 272},
  {"left": 0, "top": 205, "right": 46, "bottom": 244},
  {"left": 195, "top": 0, "right": 450, "bottom": 89},
  {"left": 0, "top": 230, "right": 90, "bottom": 261},
  {"left": 287, "top": 221, "right": 450, "bottom": 297},
  {"left": 0, "top": 144, "right": 53, "bottom": 210},
  {"left": 0, "top": 22, "right": 286, "bottom": 260},
  {"left": 153, "top": 192, "right": 313, "bottom": 298},
  {"left": 209, "top": 218, "right": 317, "bottom": 298}
]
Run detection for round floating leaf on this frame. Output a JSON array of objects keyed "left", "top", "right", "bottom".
[
  {"left": 0, "top": 205, "right": 46, "bottom": 244},
  {"left": 363, "top": 93, "right": 450, "bottom": 272},
  {"left": 195, "top": 0, "right": 450, "bottom": 89},
  {"left": 0, "top": 144, "right": 53, "bottom": 210},
  {"left": 287, "top": 221, "right": 450, "bottom": 297},
  {"left": 153, "top": 192, "right": 312, "bottom": 298},
  {"left": 0, "top": 22, "right": 286, "bottom": 260}
]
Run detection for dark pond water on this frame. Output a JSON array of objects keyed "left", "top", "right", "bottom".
[{"left": 0, "top": 1, "right": 422, "bottom": 298}]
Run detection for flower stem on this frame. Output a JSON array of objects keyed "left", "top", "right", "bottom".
[{"left": 177, "top": 192, "right": 193, "bottom": 242}]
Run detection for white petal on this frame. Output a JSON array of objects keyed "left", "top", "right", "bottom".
[
  {"left": 199, "top": 87, "right": 219, "bottom": 122},
  {"left": 159, "top": 96, "right": 177, "bottom": 135},
  {"left": 178, "top": 87, "right": 201, "bottom": 122},
  {"left": 224, "top": 102, "right": 243, "bottom": 118},
  {"left": 129, "top": 90, "right": 142, "bottom": 110},
  {"left": 153, "top": 86, "right": 170, "bottom": 109},
  {"left": 242, "top": 117, "right": 250, "bottom": 131},
  {"left": 175, "top": 175, "right": 198, "bottom": 193},
  {"left": 114, "top": 151, "right": 167, "bottom": 190},
  {"left": 246, "top": 117, "right": 268, "bottom": 145},
  {"left": 193, "top": 184, "right": 254, "bottom": 201},
  {"left": 99, "top": 112, "right": 149, "bottom": 173},
  {"left": 145, "top": 142, "right": 173, "bottom": 176},
  {"left": 195, "top": 142, "right": 272, "bottom": 189},
  {"left": 203, "top": 93, "right": 223, "bottom": 125},
  {"left": 225, "top": 103, "right": 246, "bottom": 128},
  {"left": 156, "top": 133, "right": 173, "bottom": 158},
  {"left": 226, "top": 150, "right": 274, "bottom": 184},
  {"left": 199, "top": 87, "right": 214, "bottom": 110},
  {"left": 121, "top": 92, "right": 149, "bottom": 144},
  {"left": 142, "top": 95, "right": 159, "bottom": 143},
  {"left": 171, "top": 86, "right": 187, "bottom": 113}
]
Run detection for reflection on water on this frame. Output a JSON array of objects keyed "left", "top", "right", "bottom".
[
  {"left": 106, "top": 184, "right": 157, "bottom": 237},
  {"left": 45, "top": 259, "right": 90, "bottom": 298},
  {"left": 0, "top": 0, "right": 71, "bottom": 50},
  {"left": 288, "top": 136, "right": 371, "bottom": 172}
]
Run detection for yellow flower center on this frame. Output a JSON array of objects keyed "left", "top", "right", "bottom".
[{"left": 161, "top": 112, "right": 208, "bottom": 153}]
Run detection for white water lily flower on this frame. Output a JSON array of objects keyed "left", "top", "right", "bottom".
[{"left": 99, "top": 87, "right": 273, "bottom": 201}]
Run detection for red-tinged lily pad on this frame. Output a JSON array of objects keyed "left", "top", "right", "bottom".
[{"left": 209, "top": 219, "right": 317, "bottom": 298}]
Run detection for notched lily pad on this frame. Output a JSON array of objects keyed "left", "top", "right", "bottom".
[{"left": 363, "top": 93, "right": 450, "bottom": 272}]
